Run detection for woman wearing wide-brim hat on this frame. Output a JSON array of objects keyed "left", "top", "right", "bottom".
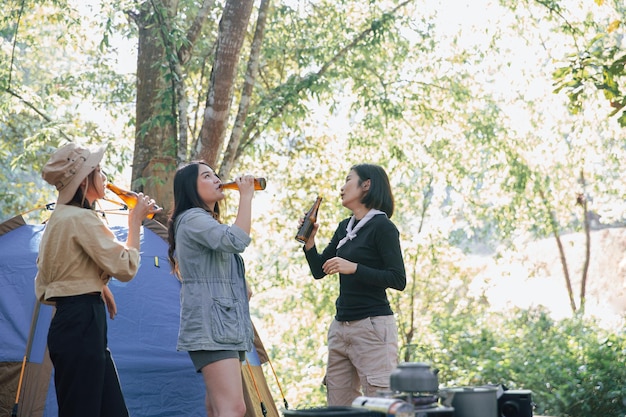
[{"left": 35, "top": 142, "right": 160, "bottom": 417}]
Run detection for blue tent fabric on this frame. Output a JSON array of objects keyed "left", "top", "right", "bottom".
[
  {"left": 106, "top": 224, "right": 206, "bottom": 416},
  {"left": 0, "top": 221, "right": 206, "bottom": 416},
  {"left": 0, "top": 224, "right": 52, "bottom": 367}
]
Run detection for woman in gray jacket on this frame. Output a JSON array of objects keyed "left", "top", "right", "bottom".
[{"left": 167, "top": 161, "right": 256, "bottom": 417}]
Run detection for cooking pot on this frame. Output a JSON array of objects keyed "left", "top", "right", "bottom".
[
  {"left": 439, "top": 386, "right": 498, "bottom": 417},
  {"left": 389, "top": 362, "right": 439, "bottom": 393}
]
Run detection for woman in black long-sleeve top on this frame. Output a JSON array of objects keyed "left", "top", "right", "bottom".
[{"left": 302, "top": 163, "right": 406, "bottom": 406}]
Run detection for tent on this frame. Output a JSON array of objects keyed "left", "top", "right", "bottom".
[{"left": 0, "top": 214, "right": 281, "bottom": 417}]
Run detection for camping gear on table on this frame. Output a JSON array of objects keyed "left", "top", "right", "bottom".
[
  {"left": 390, "top": 362, "right": 440, "bottom": 395},
  {"left": 498, "top": 389, "right": 533, "bottom": 417},
  {"left": 385, "top": 362, "right": 454, "bottom": 416},
  {"left": 439, "top": 386, "right": 498, "bottom": 417},
  {"left": 352, "top": 396, "right": 414, "bottom": 417}
]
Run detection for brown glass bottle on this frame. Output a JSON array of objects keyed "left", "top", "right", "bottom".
[
  {"left": 220, "top": 177, "right": 267, "bottom": 190},
  {"left": 106, "top": 183, "right": 161, "bottom": 220},
  {"left": 295, "top": 196, "right": 322, "bottom": 244}
]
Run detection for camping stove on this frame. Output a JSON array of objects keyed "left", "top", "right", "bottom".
[
  {"left": 393, "top": 394, "right": 454, "bottom": 417},
  {"left": 386, "top": 362, "right": 454, "bottom": 417}
]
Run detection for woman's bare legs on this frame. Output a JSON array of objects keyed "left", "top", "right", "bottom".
[{"left": 201, "top": 358, "right": 246, "bottom": 417}]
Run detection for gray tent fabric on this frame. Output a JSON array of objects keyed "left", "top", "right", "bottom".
[{"left": 0, "top": 215, "right": 279, "bottom": 417}]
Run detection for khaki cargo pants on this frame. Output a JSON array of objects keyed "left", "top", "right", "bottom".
[{"left": 324, "top": 315, "right": 399, "bottom": 406}]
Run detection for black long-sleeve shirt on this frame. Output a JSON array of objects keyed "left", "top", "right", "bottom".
[{"left": 304, "top": 214, "right": 406, "bottom": 321}]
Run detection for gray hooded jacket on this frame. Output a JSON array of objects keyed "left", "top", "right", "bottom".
[{"left": 174, "top": 208, "right": 253, "bottom": 352}]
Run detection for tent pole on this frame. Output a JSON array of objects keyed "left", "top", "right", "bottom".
[
  {"left": 11, "top": 299, "right": 41, "bottom": 417},
  {"left": 266, "top": 355, "right": 289, "bottom": 410},
  {"left": 245, "top": 359, "right": 267, "bottom": 417}
]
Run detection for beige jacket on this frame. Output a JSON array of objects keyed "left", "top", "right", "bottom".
[{"left": 35, "top": 204, "right": 140, "bottom": 305}]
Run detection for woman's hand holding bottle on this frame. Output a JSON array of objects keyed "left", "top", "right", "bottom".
[
  {"left": 106, "top": 183, "right": 162, "bottom": 220},
  {"left": 232, "top": 175, "right": 255, "bottom": 235},
  {"left": 131, "top": 193, "right": 160, "bottom": 220},
  {"left": 234, "top": 175, "right": 256, "bottom": 200},
  {"left": 297, "top": 196, "right": 322, "bottom": 249}
]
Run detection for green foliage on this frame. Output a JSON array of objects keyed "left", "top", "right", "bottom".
[
  {"left": 0, "top": 0, "right": 136, "bottom": 220},
  {"left": 423, "top": 308, "right": 626, "bottom": 417},
  {"left": 504, "top": 0, "right": 626, "bottom": 126},
  {"left": 553, "top": 41, "right": 626, "bottom": 126},
  {"left": 2, "top": 2, "right": 626, "bottom": 416}
]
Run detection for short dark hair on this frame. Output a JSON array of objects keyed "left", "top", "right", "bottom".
[{"left": 351, "top": 163, "right": 394, "bottom": 218}]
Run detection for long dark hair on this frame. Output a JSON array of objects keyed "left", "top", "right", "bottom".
[
  {"left": 352, "top": 163, "right": 394, "bottom": 218},
  {"left": 167, "top": 161, "right": 221, "bottom": 275}
]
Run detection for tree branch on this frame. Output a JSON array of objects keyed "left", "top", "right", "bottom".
[
  {"left": 533, "top": 0, "right": 583, "bottom": 52},
  {"left": 3, "top": 87, "right": 71, "bottom": 141},
  {"left": 7, "top": 0, "right": 27, "bottom": 88},
  {"left": 178, "top": 0, "right": 215, "bottom": 65},
  {"left": 235, "top": 0, "right": 417, "bottom": 159}
]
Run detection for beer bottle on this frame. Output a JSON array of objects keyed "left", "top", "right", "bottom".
[
  {"left": 106, "top": 183, "right": 161, "bottom": 220},
  {"left": 220, "top": 177, "right": 267, "bottom": 190},
  {"left": 295, "top": 196, "right": 322, "bottom": 244}
]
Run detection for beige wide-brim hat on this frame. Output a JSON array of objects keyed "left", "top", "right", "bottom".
[{"left": 42, "top": 143, "right": 106, "bottom": 205}]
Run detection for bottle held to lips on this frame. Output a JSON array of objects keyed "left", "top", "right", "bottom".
[
  {"left": 295, "top": 196, "right": 322, "bottom": 244},
  {"left": 106, "top": 183, "right": 161, "bottom": 220},
  {"left": 220, "top": 177, "right": 267, "bottom": 190}
]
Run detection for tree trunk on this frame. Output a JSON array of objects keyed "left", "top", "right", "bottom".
[
  {"left": 539, "top": 189, "right": 577, "bottom": 313},
  {"left": 196, "top": 0, "right": 255, "bottom": 168},
  {"left": 577, "top": 170, "right": 591, "bottom": 314},
  {"left": 132, "top": 0, "right": 178, "bottom": 223},
  {"left": 219, "top": 0, "right": 271, "bottom": 180}
]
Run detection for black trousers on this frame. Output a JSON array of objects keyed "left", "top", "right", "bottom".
[{"left": 48, "top": 294, "right": 129, "bottom": 417}]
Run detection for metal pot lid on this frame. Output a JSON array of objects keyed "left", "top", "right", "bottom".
[{"left": 396, "top": 362, "right": 433, "bottom": 369}]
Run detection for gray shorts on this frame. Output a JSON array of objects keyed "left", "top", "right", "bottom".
[{"left": 189, "top": 350, "right": 246, "bottom": 373}]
